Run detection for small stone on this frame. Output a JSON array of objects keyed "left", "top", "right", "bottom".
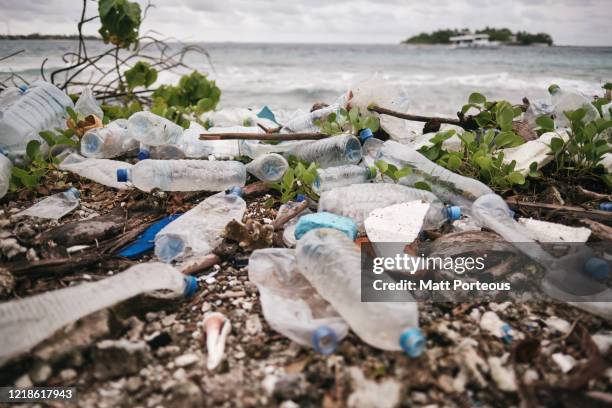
[
  {"left": 14, "top": 374, "right": 33, "bottom": 388},
  {"left": 347, "top": 367, "right": 401, "bottom": 408},
  {"left": 552, "top": 353, "right": 576, "bottom": 373},
  {"left": 125, "top": 376, "right": 143, "bottom": 392},
  {"left": 488, "top": 357, "right": 517, "bottom": 392},
  {"left": 29, "top": 363, "right": 52, "bottom": 384},
  {"left": 175, "top": 353, "right": 199, "bottom": 368},
  {"left": 201, "top": 302, "right": 212, "bottom": 313},
  {"left": 162, "top": 314, "right": 176, "bottom": 327},
  {"left": 245, "top": 315, "right": 262, "bottom": 336},
  {"left": 173, "top": 368, "right": 187, "bottom": 381},
  {"left": 59, "top": 369, "right": 77, "bottom": 382},
  {"left": 166, "top": 381, "right": 204, "bottom": 408},
  {"left": 93, "top": 340, "right": 151, "bottom": 380},
  {"left": 437, "top": 374, "right": 456, "bottom": 394}
]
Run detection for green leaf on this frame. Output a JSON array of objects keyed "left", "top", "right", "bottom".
[
  {"left": 375, "top": 160, "right": 388, "bottom": 173},
  {"left": 468, "top": 92, "right": 486, "bottom": 105},
  {"left": 38, "top": 131, "right": 56, "bottom": 147},
  {"left": 447, "top": 155, "right": 462, "bottom": 170},
  {"left": 497, "top": 107, "right": 514, "bottom": 131},
  {"left": 395, "top": 167, "right": 412, "bottom": 179},
  {"left": 414, "top": 181, "right": 431, "bottom": 191},
  {"left": 535, "top": 115, "right": 555, "bottom": 131},
  {"left": 549, "top": 137, "right": 565, "bottom": 153},
  {"left": 475, "top": 156, "right": 492, "bottom": 170},
  {"left": 348, "top": 107, "right": 359, "bottom": 124},
  {"left": 26, "top": 140, "right": 41, "bottom": 160},
  {"left": 506, "top": 171, "right": 526, "bottom": 185}
]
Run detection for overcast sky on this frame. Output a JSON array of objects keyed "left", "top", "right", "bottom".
[{"left": 1, "top": 0, "right": 611, "bottom": 46}]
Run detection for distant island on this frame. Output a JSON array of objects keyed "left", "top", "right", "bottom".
[
  {"left": 0, "top": 34, "right": 100, "bottom": 40},
  {"left": 403, "top": 27, "right": 553, "bottom": 46}
]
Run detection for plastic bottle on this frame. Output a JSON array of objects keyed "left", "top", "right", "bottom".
[
  {"left": 549, "top": 85, "right": 599, "bottom": 129},
  {"left": 155, "top": 188, "right": 246, "bottom": 263},
  {"left": 181, "top": 122, "right": 243, "bottom": 159},
  {"left": 523, "top": 100, "right": 553, "bottom": 128},
  {"left": 0, "top": 262, "right": 197, "bottom": 366},
  {"left": 377, "top": 140, "right": 493, "bottom": 206},
  {"left": 0, "top": 151, "right": 12, "bottom": 199},
  {"left": 286, "top": 134, "right": 362, "bottom": 168},
  {"left": 295, "top": 228, "right": 424, "bottom": 355},
  {"left": 248, "top": 248, "right": 349, "bottom": 354},
  {"left": 81, "top": 119, "right": 137, "bottom": 158},
  {"left": 17, "top": 188, "right": 80, "bottom": 220},
  {"left": 239, "top": 139, "right": 309, "bottom": 160},
  {"left": 0, "top": 81, "right": 74, "bottom": 154},
  {"left": 312, "top": 164, "right": 376, "bottom": 194},
  {"left": 59, "top": 153, "right": 133, "bottom": 190},
  {"left": 277, "top": 196, "right": 312, "bottom": 248},
  {"left": 74, "top": 88, "right": 104, "bottom": 119},
  {"left": 245, "top": 153, "right": 289, "bottom": 182},
  {"left": 318, "top": 183, "right": 443, "bottom": 229},
  {"left": 283, "top": 104, "right": 342, "bottom": 133},
  {"left": 116, "top": 160, "right": 246, "bottom": 192},
  {"left": 127, "top": 111, "right": 184, "bottom": 146},
  {"left": 471, "top": 194, "right": 612, "bottom": 319}
]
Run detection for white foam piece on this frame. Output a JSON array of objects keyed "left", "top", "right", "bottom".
[
  {"left": 365, "top": 201, "right": 431, "bottom": 244},
  {"left": 518, "top": 217, "right": 591, "bottom": 243}
]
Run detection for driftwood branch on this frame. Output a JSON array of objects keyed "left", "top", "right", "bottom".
[
  {"left": 369, "top": 105, "right": 463, "bottom": 127},
  {"left": 506, "top": 198, "right": 612, "bottom": 222},
  {"left": 199, "top": 132, "right": 328, "bottom": 141},
  {"left": 579, "top": 219, "right": 612, "bottom": 241},
  {"left": 272, "top": 200, "right": 308, "bottom": 230}
]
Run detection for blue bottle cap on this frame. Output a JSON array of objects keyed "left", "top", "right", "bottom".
[
  {"left": 599, "top": 202, "right": 612, "bottom": 212},
  {"left": 18, "top": 85, "right": 28, "bottom": 93},
  {"left": 399, "top": 327, "right": 425, "bottom": 358},
  {"left": 295, "top": 194, "right": 306, "bottom": 202},
  {"left": 138, "top": 148, "right": 150, "bottom": 161},
  {"left": 311, "top": 326, "right": 338, "bottom": 355},
  {"left": 66, "top": 187, "right": 80, "bottom": 198},
  {"left": 183, "top": 276, "right": 199, "bottom": 298},
  {"left": 227, "top": 186, "right": 244, "bottom": 197},
  {"left": 501, "top": 323, "right": 513, "bottom": 343},
  {"left": 446, "top": 206, "right": 461, "bottom": 221},
  {"left": 117, "top": 168, "right": 129, "bottom": 182},
  {"left": 359, "top": 128, "right": 373, "bottom": 142},
  {"left": 584, "top": 257, "right": 610, "bottom": 279}
]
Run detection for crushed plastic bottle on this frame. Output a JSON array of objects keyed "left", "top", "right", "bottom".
[
  {"left": 377, "top": 140, "right": 493, "bottom": 206},
  {"left": 549, "top": 85, "right": 599, "bottom": 129},
  {"left": 286, "top": 134, "right": 362, "bottom": 168},
  {"left": 471, "top": 194, "right": 612, "bottom": 320},
  {"left": 239, "top": 139, "right": 309, "bottom": 159},
  {"left": 296, "top": 228, "right": 424, "bottom": 355},
  {"left": 248, "top": 248, "right": 349, "bottom": 354},
  {"left": 361, "top": 136, "right": 384, "bottom": 167},
  {"left": 59, "top": 153, "right": 133, "bottom": 190},
  {"left": 127, "top": 111, "right": 183, "bottom": 146},
  {"left": 81, "top": 119, "right": 137, "bottom": 158},
  {"left": 17, "top": 188, "right": 80, "bottom": 220},
  {"left": 182, "top": 122, "right": 244, "bottom": 159},
  {"left": 312, "top": 164, "right": 376, "bottom": 194},
  {"left": 0, "top": 262, "right": 197, "bottom": 366},
  {"left": 523, "top": 100, "right": 553, "bottom": 128},
  {"left": 74, "top": 88, "right": 103, "bottom": 119},
  {"left": 155, "top": 188, "right": 246, "bottom": 263},
  {"left": 245, "top": 153, "right": 289, "bottom": 182},
  {"left": 0, "top": 81, "right": 74, "bottom": 154},
  {"left": 283, "top": 103, "right": 343, "bottom": 133},
  {"left": 116, "top": 160, "right": 246, "bottom": 192},
  {"left": 0, "top": 151, "right": 12, "bottom": 199},
  {"left": 277, "top": 196, "right": 312, "bottom": 248},
  {"left": 318, "top": 183, "right": 440, "bottom": 229},
  {"left": 502, "top": 131, "right": 569, "bottom": 176}
]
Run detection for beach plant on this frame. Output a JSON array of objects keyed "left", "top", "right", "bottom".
[
  {"left": 538, "top": 108, "right": 612, "bottom": 185},
  {"left": 419, "top": 129, "right": 527, "bottom": 191},
  {"left": 98, "top": 0, "right": 141, "bottom": 48},
  {"left": 124, "top": 61, "right": 157, "bottom": 90},
  {"left": 460, "top": 93, "right": 524, "bottom": 143},
  {"left": 374, "top": 160, "right": 413, "bottom": 183},
  {"left": 315, "top": 107, "right": 380, "bottom": 136},
  {"left": 269, "top": 156, "right": 319, "bottom": 203},
  {"left": 11, "top": 130, "right": 77, "bottom": 190}
]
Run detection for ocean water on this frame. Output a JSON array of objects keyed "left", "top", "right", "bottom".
[{"left": 1, "top": 40, "right": 611, "bottom": 116}]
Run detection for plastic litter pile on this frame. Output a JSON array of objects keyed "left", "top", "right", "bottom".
[{"left": 0, "top": 79, "right": 611, "bottom": 380}]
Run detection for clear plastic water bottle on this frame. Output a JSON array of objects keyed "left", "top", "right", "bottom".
[
  {"left": 81, "top": 119, "right": 137, "bottom": 158},
  {"left": 361, "top": 135, "right": 384, "bottom": 168},
  {"left": 182, "top": 122, "right": 243, "bottom": 159},
  {"left": 377, "top": 140, "right": 493, "bottom": 206},
  {"left": 59, "top": 153, "right": 133, "bottom": 190},
  {"left": 155, "top": 188, "right": 246, "bottom": 263},
  {"left": 295, "top": 228, "right": 424, "bottom": 355},
  {"left": 17, "top": 188, "right": 80, "bottom": 220},
  {"left": 248, "top": 248, "right": 349, "bottom": 354},
  {"left": 471, "top": 194, "right": 612, "bottom": 319},
  {"left": 74, "top": 88, "right": 104, "bottom": 119},
  {"left": 0, "top": 81, "right": 74, "bottom": 154},
  {"left": 245, "top": 153, "right": 289, "bottom": 182},
  {"left": 0, "top": 262, "right": 197, "bottom": 366},
  {"left": 127, "top": 111, "right": 184, "bottom": 146},
  {"left": 0, "top": 151, "right": 12, "bottom": 199},
  {"left": 548, "top": 85, "right": 599, "bottom": 129},
  {"left": 286, "top": 134, "right": 362, "bottom": 168},
  {"left": 523, "top": 100, "right": 553, "bottom": 128},
  {"left": 239, "top": 139, "right": 309, "bottom": 160},
  {"left": 312, "top": 164, "right": 376, "bottom": 194},
  {"left": 318, "top": 183, "right": 442, "bottom": 229},
  {"left": 116, "top": 160, "right": 246, "bottom": 192},
  {"left": 283, "top": 104, "right": 342, "bottom": 133}
]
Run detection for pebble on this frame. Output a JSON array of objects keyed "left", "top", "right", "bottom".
[
  {"left": 173, "top": 368, "right": 187, "bottom": 381},
  {"left": 174, "top": 353, "right": 199, "bottom": 368},
  {"left": 245, "top": 314, "right": 262, "bottom": 336},
  {"left": 552, "top": 353, "right": 576, "bottom": 373},
  {"left": 544, "top": 316, "right": 571, "bottom": 334},
  {"left": 488, "top": 357, "right": 517, "bottom": 392},
  {"left": 162, "top": 314, "right": 176, "bottom": 327},
  {"left": 60, "top": 368, "right": 78, "bottom": 382},
  {"left": 125, "top": 376, "right": 143, "bottom": 392},
  {"left": 14, "top": 374, "right": 33, "bottom": 388},
  {"left": 29, "top": 363, "right": 52, "bottom": 384}
]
